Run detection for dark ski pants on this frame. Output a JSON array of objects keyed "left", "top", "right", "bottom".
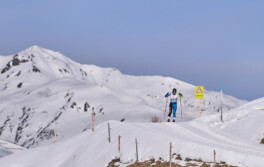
[{"left": 168, "top": 102, "right": 177, "bottom": 119}]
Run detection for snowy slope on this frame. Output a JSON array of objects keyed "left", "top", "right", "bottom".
[
  {"left": 0, "top": 98, "right": 263, "bottom": 166},
  {"left": 0, "top": 46, "right": 246, "bottom": 150},
  {"left": 0, "top": 106, "right": 263, "bottom": 167},
  {"left": 0, "top": 137, "right": 25, "bottom": 158},
  {"left": 0, "top": 146, "right": 11, "bottom": 158},
  {"left": 196, "top": 97, "right": 264, "bottom": 146}
]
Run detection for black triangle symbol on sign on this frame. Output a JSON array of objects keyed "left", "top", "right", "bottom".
[{"left": 196, "top": 87, "right": 203, "bottom": 93}]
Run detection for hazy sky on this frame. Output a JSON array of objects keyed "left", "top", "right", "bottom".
[{"left": 0, "top": 0, "right": 263, "bottom": 100}]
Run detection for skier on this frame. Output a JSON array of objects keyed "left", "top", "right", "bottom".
[{"left": 165, "top": 88, "right": 183, "bottom": 122}]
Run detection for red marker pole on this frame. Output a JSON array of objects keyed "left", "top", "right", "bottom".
[
  {"left": 164, "top": 96, "right": 168, "bottom": 120},
  {"left": 118, "top": 135, "right": 121, "bottom": 153}
]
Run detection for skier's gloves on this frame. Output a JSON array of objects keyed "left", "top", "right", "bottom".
[
  {"left": 179, "top": 93, "right": 183, "bottom": 97},
  {"left": 166, "top": 92, "right": 169, "bottom": 96}
]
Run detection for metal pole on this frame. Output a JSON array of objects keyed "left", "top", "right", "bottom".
[
  {"left": 180, "top": 97, "right": 183, "bottom": 119},
  {"left": 164, "top": 96, "right": 168, "bottom": 120},
  {"left": 220, "top": 84, "right": 223, "bottom": 122}
]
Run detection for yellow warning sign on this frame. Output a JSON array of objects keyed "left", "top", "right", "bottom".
[{"left": 195, "top": 86, "right": 204, "bottom": 99}]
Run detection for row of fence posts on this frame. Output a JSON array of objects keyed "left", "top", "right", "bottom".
[
  {"left": 53, "top": 115, "right": 217, "bottom": 166},
  {"left": 107, "top": 123, "right": 216, "bottom": 166},
  {"left": 107, "top": 122, "right": 139, "bottom": 162}
]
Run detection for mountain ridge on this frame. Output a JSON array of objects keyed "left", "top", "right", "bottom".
[{"left": 0, "top": 46, "right": 246, "bottom": 149}]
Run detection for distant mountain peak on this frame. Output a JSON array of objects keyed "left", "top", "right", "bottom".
[
  {"left": 0, "top": 46, "right": 91, "bottom": 88},
  {"left": 27, "top": 45, "right": 42, "bottom": 50},
  {"left": 20, "top": 45, "right": 61, "bottom": 58}
]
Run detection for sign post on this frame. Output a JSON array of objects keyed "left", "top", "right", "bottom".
[
  {"left": 195, "top": 86, "right": 204, "bottom": 117},
  {"left": 199, "top": 99, "right": 201, "bottom": 117}
]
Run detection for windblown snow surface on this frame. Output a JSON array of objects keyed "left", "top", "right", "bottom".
[{"left": 0, "top": 46, "right": 263, "bottom": 167}]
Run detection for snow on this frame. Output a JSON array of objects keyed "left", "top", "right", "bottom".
[
  {"left": 0, "top": 138, "right": 25, "bottom": 158},
  {"left": 0, "top": 113, "right": 263, "bottom": 167},
  {"left": 0, "top": 46, "right": 263, "bottom": 167},
  {"left": 198, "top": 97, "right": 264, "bottom": 146},
  {"left": 0, "top": 46, "right": 246, "bottom": 149}
]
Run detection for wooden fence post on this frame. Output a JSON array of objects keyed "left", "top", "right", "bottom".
[
  {"left": 108, "top": 122, "right": 111, "bottom": 143},
  {"left": 118, "top": 135, "right": 121, "bottom": 153},
  {"left": 169, "top": 143, "right": 172, "bottom": 167},
  {"left": 54, "top": 130, "right": 56, "bottom": 145},
  {"left": 135, "top": 138, "right": 139, "bottom": 162},
  {"left": 213, "top": 150, "right": 216, "bottom": 167},
  {"left": 92, "top": 112, "right": 94, "bottom": 132}
]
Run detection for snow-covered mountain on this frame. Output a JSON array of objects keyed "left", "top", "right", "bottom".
[
  {"left": 0, "top": 97, "right": 263, "bottom": 167},
  {"left": 0, "top": 46, "right": 245, "bottom": 150}
]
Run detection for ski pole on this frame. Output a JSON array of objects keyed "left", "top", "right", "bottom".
[
  {"left": 164, "top": 96, "right": 168, "bottom": 120},
  {"left": 180, "top": 97, "right": 183, "bottom": 119}
]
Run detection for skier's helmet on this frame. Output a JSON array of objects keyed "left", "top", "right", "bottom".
[{"left": 172, "top": 88, "right": 177, "bottom": 94}]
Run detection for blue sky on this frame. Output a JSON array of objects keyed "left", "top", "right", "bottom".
[{"left": 0, "top": 0, "right": 263, "bottom": 100}]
